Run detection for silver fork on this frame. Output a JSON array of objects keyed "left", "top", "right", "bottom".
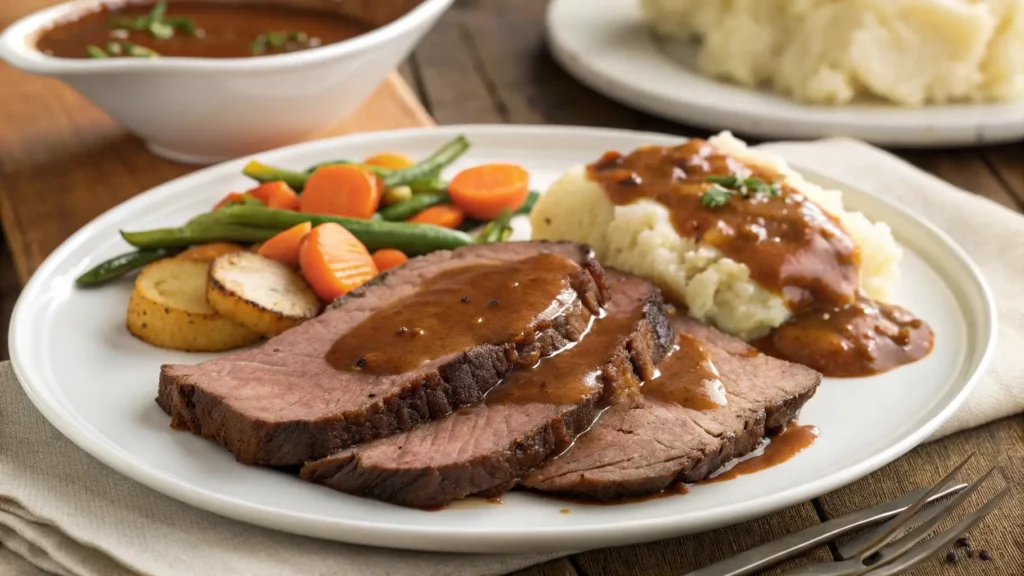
[
  {"left": 685, "top": 454, "right": 1008, "bottom": 576},
  {"left": 782, "top": 456, "right": 1009, "bottom": 575}
]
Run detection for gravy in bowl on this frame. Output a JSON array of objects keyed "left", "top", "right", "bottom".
[{"left": 35, "top": 0, "right": 404, "bottom": 59}]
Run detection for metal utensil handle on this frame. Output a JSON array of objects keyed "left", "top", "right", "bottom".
[{"left": 682, "top": 482, "right": 965, "bottom": 576}]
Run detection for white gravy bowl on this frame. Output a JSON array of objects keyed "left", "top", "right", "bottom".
[{"left": 0, "top": 0, "right": 453, "bottom": 164}]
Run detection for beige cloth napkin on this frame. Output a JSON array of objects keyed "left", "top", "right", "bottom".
[
  {"left": 761, "top": 138, "right": 1023, "bottom": 440},
  {"left": 1, "top": 138, "right": 1021, "bottom": 575}
]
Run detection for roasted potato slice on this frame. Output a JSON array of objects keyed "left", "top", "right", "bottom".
[
  {"left": 207, "top": 251, "right": 321, "bottom": 338},
  {"left": 127, "top": 258, "right": 261, "bottom": 352}
]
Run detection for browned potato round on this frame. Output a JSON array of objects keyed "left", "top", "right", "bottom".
[
  {"left": 127, "top": 258, "right": 261, "bottom": 352},
  {"left": 206, "top": 251, "right": 321, "bottom": 338}
]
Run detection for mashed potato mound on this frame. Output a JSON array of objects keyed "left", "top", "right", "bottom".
[
  {"left": 529, "top": 132, "right": 901, "bottom": 340},
  {"left": 639, "top": 0, "right": 1024, "bottom": 106}
]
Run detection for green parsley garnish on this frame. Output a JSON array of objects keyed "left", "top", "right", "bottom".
[
  {"left": 700, "top": 174, "right": 782, "bottom": 208},
  {"left": 110, "top": 1, "right": 197, "bottom": 40},
  {"left": 252, "top": 30, "right": 312, "bottom": 55},
  {"left": 700, "top": 185, "right": 732, "bottom": 208},
  {"left": 86, "top": 45, "right": 108, "bottom": 58}
]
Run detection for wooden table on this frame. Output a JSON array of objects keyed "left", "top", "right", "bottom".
[{"left": 1, "top": 1, "right": 1022, "bottom": 574}]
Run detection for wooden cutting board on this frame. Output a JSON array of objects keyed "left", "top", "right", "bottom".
[{"left": 0, "top": 1, "right": 434, "bottom": 285}]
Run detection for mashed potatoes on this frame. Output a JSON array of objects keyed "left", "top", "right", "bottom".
[
  {"left": 529, "top": 132, "right": 901, "bottom": 340},
  {"left": 640, "top": 0, "right": 1024, "bottom": 106}
]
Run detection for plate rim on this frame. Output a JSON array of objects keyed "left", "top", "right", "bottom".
[
  {"left": 8, "top": 124, "right": 997, "bottom": 553},
  {"left": 544, "top": 0, "right": 1024, "bottom": 148}
]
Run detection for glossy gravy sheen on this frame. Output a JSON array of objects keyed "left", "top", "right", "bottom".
[
  {"left": 486, "top": 306, "right": 643, "bottom": 406},
  {"left": 588, "top": 140, "right": 934, "bottom": 377},
  {"left": 642, "top": 333, "right": 727, "bottom": 411},
  {"left": 700, "top": 424, "right": 819, "bottom": 484},
  {"left": 326, "top": 254, "right": 582, "bottom": 375},
  {"left": 37, "top": 2, "right": 374, "bottom": 59}
]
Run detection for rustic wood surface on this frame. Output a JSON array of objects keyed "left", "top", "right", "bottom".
[{"left": 1, "top": 0, "right": 1022, "bottom": 574}]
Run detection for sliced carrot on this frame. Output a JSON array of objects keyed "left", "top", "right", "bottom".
[
  {"left": 257, "top": 222, "right": 311, "bottom": 266},
  {"left": 247, "top": 181, "right": 300, "bottom": 210},
  {"left": 372, "top": 248, "right": 409, "bottom": 272},
  {"left": 178, "top": 242, "right": 245, "bottom": 262},
  {"left": 299, "top": 223, "right": 378, "bottom": 302},
  {"left": 448, "top": 163, "right": 530, "bottom": 220},
  {"left": 214, "top": 192, "right": 260, "bottom": 211},
  {"left": 300, "top": 165, "right": 380, "bottom": 219},
  {"left": 364, "top": 152, "right": 415, "bottom": 170},
  {"left": 407, "top": 205, "right": 465, "bottom": 229}
]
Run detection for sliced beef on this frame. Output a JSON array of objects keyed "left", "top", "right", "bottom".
[
  {"left": 157, "top": 241, "right": 608, "bottom": 466},
  {"left": 300, "top": 272, "right": 674, "bottom": 508},
  {"left": 520, "top": 316, "right": 821, "bottom": 500}
]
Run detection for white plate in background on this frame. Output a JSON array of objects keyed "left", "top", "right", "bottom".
[
  {"left": 9, "top": 125, "right": 994, "bottom": 553},
  {"left": 546, "top": 0, "right": 1024, "bottom": 147}
]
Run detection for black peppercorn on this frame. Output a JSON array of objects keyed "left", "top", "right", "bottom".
[
  {"left": 945, "top": 551, "right": 957, "bottom": 564},
  {"left": 955, "top": 536, "right": 969, "bottom": 548},
  {"left": 355, "top": 357, "right": 367, "bottom": 368},
  {"left": 979, "top": 550, "right": 992, "bottom": 561},
  {"left": 489, "top": 300, "right": 499, "bottom": 307},
  {"left": 460, "top": 296, "right": 470, "bottom": 303}
]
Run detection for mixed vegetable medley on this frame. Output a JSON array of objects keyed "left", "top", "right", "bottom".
[{"left": 77, "top": 136, "right": 539, "bottom": 352}]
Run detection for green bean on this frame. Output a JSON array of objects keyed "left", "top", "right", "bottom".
[
  {"left": 242, "top": 160, "right": 309, "bottom": 191},
  {"left": 382, "top": 135, "right": 469, "bottom": 188},
  {"left": 377, "top": 192, "right": 448, "bottom": 221},
  {"left": 474, "top": 209, "right": 514, "bottom": 244},
  {"left": 303, "top": 160, "right": 393, "bottom": 179},
  {"left": 121, "top": 223, "right": 279, "bottom": 249},
  {"left": 86, "top": 45, "right": 108, "bottom": 58},
  {"left": 516, "top": 190, "right": 540, "bottom": 215},
  {"left": 75, "top": 248, "right": 180, "bottom": 286},
  {"left": 123, "top": 206, "right": 472, "bottom": 255}
]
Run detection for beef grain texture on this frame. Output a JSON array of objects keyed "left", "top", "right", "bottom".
[
  {"left": 520, "top": 316, "right": 822, "bottom": 499},
  {"left": 301, "top": 272, "right": 674, "bottom": 508},
  {"left": 158, "top": 241, "right": 608, "bottom": 466}
]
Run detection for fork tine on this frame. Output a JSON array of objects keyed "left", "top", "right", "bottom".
[
  {"left": 855, "top": 453, "right": 974, "bottom": 559},
  {"left": 862, "top": 486, "right": 1010, "bottom": 576},
  {"left": 836, "top": 480, "right": 965, "bottom": 559},
  {"left": 863, "top": 466, "right": 998, "bottom": 566}
]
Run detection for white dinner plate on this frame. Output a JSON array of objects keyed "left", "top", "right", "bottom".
[
  {"left": 546, "top": 0, "right": 1024, "bottom": 147},
  {"left": 9, "top": 125, "right": 994, "bottom": 553}
]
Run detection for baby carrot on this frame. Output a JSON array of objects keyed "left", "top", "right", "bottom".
[
  {"left": 447, "top": 164, "right": 529, "bottom": 220},
  {"left": 364, "top": 152, "right": 415, "bottom": 170},
  {"left": 300, "top": 165, "right": 381, "bottom": 219},
  {"left": 371, "top": 248, "right": 409, "bottom": 272},
  {"left": 177, "top": 242, "right": 245, "bottom": 262},
  {"left": 247, "top": 181, "right": 300, "bottom": 211},
  {"left": 299, "top": 223, "right": 378, "bottom": 302},
  {"left": 257, "top": 221, "right": 311, "bottom": 266},
  {"left": 407, "top": 205, "right": 465, "bottom": 229}
]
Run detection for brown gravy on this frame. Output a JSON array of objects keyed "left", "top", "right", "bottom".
[
  {"left": 755, "top": 297, "right": 934, "bottom": 377},
  {"left": 588, "top": 140, "right": 934, "bottom": 377},
  {"left": 485, "top": 306, "right": 642, "bottom": 406},
  {"left": 642, "top": 333, "right": 727, "bottom": 411},
  {"left": 700, "top": 424, "right": 819, "bottom": 484},
  {"left": 326, "top": 254, "right": 582, "bottom": 375},
  {"left": 36, "top": 1, "right": 376, "bottom": 59}
]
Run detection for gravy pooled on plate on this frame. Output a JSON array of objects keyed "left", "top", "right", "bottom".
[
  {"left": 36, "top": 1, "right": 381, "bottom": 59},
  {"left": 588, "top": 140, "right": 933, "bottom": 377}
]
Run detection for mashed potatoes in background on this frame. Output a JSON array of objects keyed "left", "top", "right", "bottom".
[
  {"left": 640, "top": 0, "right": 1024, "bottom": 106},
  {"left": 529, "top": 132, "right": 901, "bottom": 340}
]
